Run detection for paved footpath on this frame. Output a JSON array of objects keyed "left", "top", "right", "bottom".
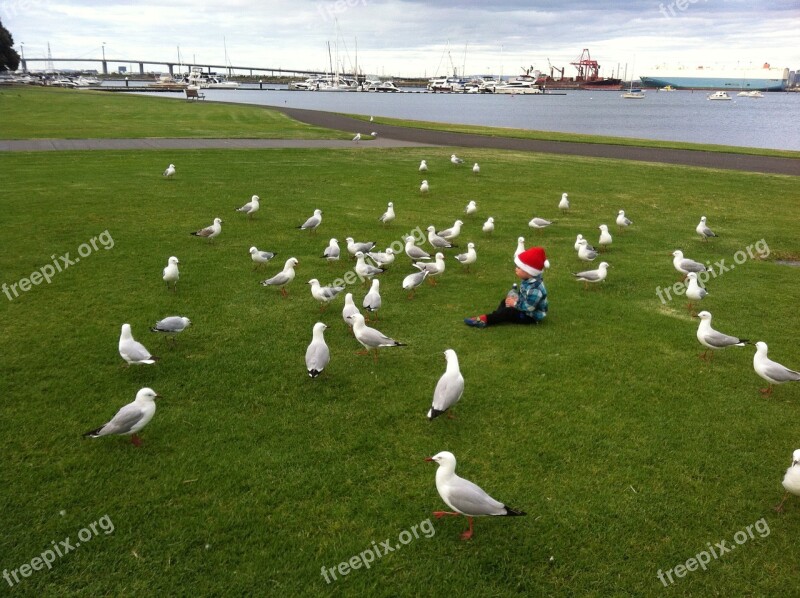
[{"left": 2, "top": 105, "right": 797, "bottom": 176}]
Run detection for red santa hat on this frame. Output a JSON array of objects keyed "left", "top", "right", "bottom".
[{"left": 515, "top": 246, "right": 547, "bottom": 276}]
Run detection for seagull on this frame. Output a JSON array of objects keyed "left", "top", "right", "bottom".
[
  {"left": 577, "top": 239, "right": 598, "bottom": 262},
  {"left": 119, "top": 323, "right": 159, "bottom": 366},
  {"left": 321, "top": 238, "right": 340, "bottom": 262},
  {"left": 346, "top": 237, "right": 376, "bottom": 257},
  {"left": 420, "top": 180, "right": 429, "bottom": 194},
  {"left": 775, "top": 449, "right": 800, "bottom": 513},
  {"left": 425, "top": 451, "right": 525, "bottom": 540},
  {"left": 150, "top": 316, "right": 191, "bottom": 344},
  {"left": 370, "top": 131, "right": 378, "bottom": 137},
  {"left": 369, "top": 115, "right": 373, "bottom": 122},
  {"left": 402, "top": 269, "right": 429, "bottom": 298},
  {"left": 528, "top": 217, "right": 552, "bottom": 230},
  {"left": 414, "top": 252, "right": 445, "bottom": 284},
  {"left": 261, "top": 257, "right": 298, "bottom": 297},
  {"left": 427, "top": 349, "right": 464, "bottom": 420},
  {"left": 465, "top": 201, "right": 477, "bottom": 215},
  {"left": 298, "top": 209, "right": 322, "bottom": 232},
  {"left": 305, "top": 322, "right": 330, "bottom": 378},
  {"left": 472, "top": 162, "right": 480, "bottom": 174},
  {"left": 514, "top": 237, "right": 525, "bottom": 259},
  {"left": 572, "top": 261, "right": 610, "bottom": 289},
  {"left": 162, "top": 256, "right": 179, "bottom": 290},
  {"left": 427, "top": 226, "right": 455, "bottom": 249},
  {"left": 405, "top": 236, "right": 431, "bottom": 261},
  {"left": 482, "top": 217, "right": 495, "bottom": 234},
  {"left": 249, "top": 247, "right": 277, "bottom": 269},
  {"left": 696, "top": 216, "right": 717, "bottom": 241},
  {"left": 419, "top": 160, "right": 428, "bottom": 172},
  {"left": 363, "top": 279, "right": 382, "bottom": 319},
  {"left": 379, "top": 202, "right": 395, "bottom": 224},
  {"left": 598, "top": 224, "right": 612, "bottom": 251},
  {"left": 83, "top": 387, "right": 160, "bottom": 447},
  {"left": 694, "top": 311, "right": 747, "bottom": 360},
  {"left": 454, "top": 242, "right": 477, "bottom": 271},
  {"left": 308, "top": 278, "right": 345, "bottom": 309},
  {"left": 235, "top": 195, "right": 260, "bottom": 218},
  {"left": 367, "top": 248, "right": 395, "bottom": 268},
  {"left": 347, "top": 312, "right": 405, "bottom": 361},
  {"left": 190, "top": 217, "right": 222, "bottom": 240},
  {"left": 163, "top": 163, "right": 175, "bottom": 178},
  {"left": 451, "top": 154, "right": 464, "bottom": 165},
  {"left": 672, "top": 250, "right": 706, "bottom": 278},
  {"left": 355, "top": 252, "right": 384, "bottom": 280},
  {"left": 685, "top": 272, "right": 707, "bottom": 312},
  {"left": 616, "top": 210, "right": 632, "bottom": 231},
  {"left": 753, "top": 341, "right": 800, "bottom": 396},
  {"left": 437, "top": 220, "right": 463, "bottom": 240},
  {"left": 342, "top": 293, "right": 360, "bottom": 329},
  {"left": 574, "top": 234, "right": 587, "bottom": 252},
  {"left": 352, "top": 133, "right": 361, "bottom": 142},
  {"left": 558, "top": 193, "right": 569, "bottom": 212}
]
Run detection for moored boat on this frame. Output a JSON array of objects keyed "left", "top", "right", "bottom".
[{"left": 707, "top": 91, "right": 732, "bottom": 101}]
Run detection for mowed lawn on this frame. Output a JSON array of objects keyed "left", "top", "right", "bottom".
[{"left": 1, "top": 104, "right": 799, "bottom": 596}]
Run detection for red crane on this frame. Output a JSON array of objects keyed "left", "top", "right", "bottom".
[{"left": 570, "top": 49, "right": 601, "bottom": 81}]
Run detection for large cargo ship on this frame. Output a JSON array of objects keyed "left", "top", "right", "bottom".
[
  {"left": 639, "top": 63, "right": 789, "bottom": 91},
  {"left": 534, "top": 49, "right": 622, "bottom": 90}
]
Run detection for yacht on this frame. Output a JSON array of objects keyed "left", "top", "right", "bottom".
[
  {"left": 621, "top": 88, "right": 646, "bottom": 99},
  {"left": 494, "top": 77, "right": 543, "bottom": 94},
  {"left": 707, "top": 91, "right": 732, "bottom": 101},
  {"left": 364, "top": 80, "right": 400, "bottom": 92}
]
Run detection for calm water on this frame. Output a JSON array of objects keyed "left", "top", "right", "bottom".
[{"left": 125, "top": 82, "right": 800, "bottom": 151}]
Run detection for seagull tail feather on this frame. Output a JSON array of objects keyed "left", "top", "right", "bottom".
[
  {"left": 502, "top": 506, "right": 526, "bottom": 517},
  {"left": 427, "top": 407, "right": 445, "bottom": 421}
]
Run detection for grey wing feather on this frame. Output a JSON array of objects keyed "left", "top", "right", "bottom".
[
  {"left": 124, "top": 340, "right": 153, "bottom": 361},
  {"left": 432, "top": 374, "right": 464, "bottom": 412},
  {"left": 703, "top": 330, "right": 743, "bottom": 348},
  {"left": 305, "top": 342, "right": 330, "bottom": 372},
  {"left": 98, "top": 403, "right": 146, "bottom": 436},
  {"left": 574, "top": 269, "right": 601, "bottom": 281},
  {"left": 153, "top": 317, "right": 185, "bottom": 332},
  {"left": 264, "top": 272, "right": 290, "bottom": 285},
  {"left": 763, "top": 361, "right": 800, "bottom": 383},
  {"left": 680, "top": 259, "right": 706, "bottom": 272},
  {"left": 445, "top": 476, "right": 507, "bottom": 516}
]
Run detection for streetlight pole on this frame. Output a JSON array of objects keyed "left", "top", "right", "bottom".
[
  {"left": 101, "top": 42, "right": 106, "bottom": 75},
  {"left": 20, "top": 43, "right": 25, "bottom": 72}
]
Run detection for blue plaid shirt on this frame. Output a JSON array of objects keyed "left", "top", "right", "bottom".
[{"left": 514, "top": 276, "right": 548, "bottom": 322}]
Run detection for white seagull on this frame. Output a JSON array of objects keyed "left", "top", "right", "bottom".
[
  {"left": 616, "top": 210, "right": 632, "bottom": 230},
  {"left": 454, "top": 242, "right": 477, "bottom": 271},
  {"left": 775, "top": 449, "right": 800, "bottom": 513},
  {"left": 672, "top": 250, "right": 706, "bottom": 277},
  {"left": 342, "top": 293, "right": 360, "bottom": 329},
  {"left": 162, "top": 256, "right": 179, "bottom": 290},
  {"left": 472, "top": 162, "right": 480, "bottom": 174},
  {"left": 696, "top": 216, "right": 717, "bottom": 241},
  {"left": 405, "top": 236, "right": 431, "bottom": 261},
  {"left": 250, "top": 247, "right": 277, "bottom": 268},
  {"left": 420, "top": 180, "right": 429, "bottom": 194},
  {"left": 346, "top": 237, "right": 376, "bottom": 257},
  {"left": 305, "top": 322, "right": 330, "bottom": 378},
  {"left": 402, "top": 269, "right": 429, "bottom": 298},
  {"left": 572, "top": 261, "right": 610, "bottom": 289},
  {"left": 577, "top": 238, "right": 598, "bottom": 262},
  {"left": 163, "top": 163, "right": 175, "bottom": 178},
  {"left": 150, "top": 316, "right": 191, "bottom": 344},
  {"left": 427, "top": 349, "right": 464, "bottom": 420},
  {"left": 558, "top": 193, "right": 569, "bottom": 212},
  {"left": 528, "top": 217, "right": 552, "bottom": 230},
  {"left": 367, "top": 248, "right": 395, "bottom": 268},
  {"left": 598, "top": 224, "right": 612, "bottom": 251},
  {"left": 352, "top": 133, "right": 361, "bottom": 142},
  {"left": 190, "top": 217, "right": 222, "bottom": 240},
  {"left": 321, "top": 238, "right": 340, "bottom": 262},
  {"left": 379, "top": 202, "right": 395, "bottom": 224},
  {"left": 427, "top": 226, "right": 455, "bottom": 249},
  {"left": 347, "top": 312, "right": 405, "bottom": 361},
  {"left": 574, "top": 234, "right": 587, "bottom": 252},
  {"left": 465, "top": 201, "right": 477, "bottom": 215},
  {"left": 419, "top": 160, "right": 428, "bottom": 172},
  {"left": 451, "top": 154, "right": 464, "bottom": 165},
  {"left": 425, "top": 451, "right": 525, "bottom": 540},
  {"left": 753, "top": 341, "right": 800, "bottom": 396},
  {"left": 514, "top": 237, "right": 525, "bottom": 259},
  {"left": 363, "top": 279, "right": 382, "bottom": 318},
  {"left": 261, "top": 257, "right": 298, "bottom": 297},
  {"left": 308, "top": 278, "right": 345, "bottom": 308},
  {"left": 694, "top": 311, "right": 747, "bottom": 360},
  {"left": 355, "top": 251, "right": 384, "bottom": 280},
  {"left": 119, "top": 323, "right": 158, "bottom": 366},
  {"left": 482, "top": 217, "right": 495, "bottom": 234},
  {"left": 685, "top": 272, "right": 707, "bottom": 312},
  {"left": 235, "top": 195, "right": 260, "bottom": 218},
  {"left": 437, "top": 220, "right": 463, "bottom": 241},
  {"left": 298, "top": 209, "right": 322, "bottom": 232},
  {"left": 414, "top": 252, "right": 445, "bottom": 284},
  {"left": 83, "top": 387, "right": 160, "bottom": 447}
]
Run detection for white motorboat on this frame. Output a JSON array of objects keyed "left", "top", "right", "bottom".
[
  {"left": 365, "top": 80, "right": 400, "bottom": 92},
  {"left": 737, "top": 90, "right": 764, "bottom": 98},
  {"left": 494, "top": 79, "right": 543, "bottom": 94},
  {"left": 75, "top": 75, "right": 102, "bottom": 87},
  {"left": 707, "top": 91, "right": 732, "bottom": 101},
  {"left": 621, "top": 89, "right": 646, "bottom": 99},
  {"left": 427, "top": 76, "right": 467, "bottom": 92}
]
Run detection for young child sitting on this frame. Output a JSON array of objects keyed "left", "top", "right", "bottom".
[{"left": 464, "top": 246, "right": 549, "bottom": 328}]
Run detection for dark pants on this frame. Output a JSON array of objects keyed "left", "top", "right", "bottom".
[{"left": 485, "top": 299, "right": 537, "bottom": 326}]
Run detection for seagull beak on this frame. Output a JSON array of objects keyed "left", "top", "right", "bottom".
[{"left": 424, "top": 457, "right": 435, "bottom": 462}]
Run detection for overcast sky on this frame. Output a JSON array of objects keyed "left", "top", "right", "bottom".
[{"left": 4, "top": 0, "right": 798, "bottom": 77}]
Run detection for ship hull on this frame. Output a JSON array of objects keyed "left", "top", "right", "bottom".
[{"left": 638, "top": 67, "right": 788, "bottom": 92}]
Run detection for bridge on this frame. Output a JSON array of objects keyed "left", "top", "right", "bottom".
[{"left": 19, "top": 57, "right": 331, "bottom": 78}]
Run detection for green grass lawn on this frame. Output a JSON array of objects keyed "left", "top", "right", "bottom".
[{"left": 1, "top": 92, "right": 799, "bottom": 596}]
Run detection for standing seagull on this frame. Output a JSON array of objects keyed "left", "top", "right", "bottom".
[
  {"left": 577, "top": 239, "right": 598, "bottom": 262},
  {"left": 465, "top": 201, "right": 477, "bottom": 215},
  {"left": 347, "top": 312, "right": 406, "bottom": 361},
  {"left": 425, "top": 451, "right": 525, "bottom": 540},
  {"left": 363, "top": 279, "right": 382, "bottom": 319},
  {"left": 402, "top": 269, "right": 429, "bottom": 298},
  {"left": 672, "top": 250, "right": 706, "bottom": 279},
  {"left": 558, "top": 193, "right": 570, "bottom": 212},
  {"left": 308, "top": 278, "right": 345, "bottom": 309},
  {"left": 261, "top": 257, "right": 299, "bottom": 297},
  {"left": 451, "top": 154, "right": 464, "bottom": 165},
  {"left": 482, "top": 217, "right": 495, "bottom": 234},
  {"left": 414, "top": 252, "right": 446, "bottom": 284},
  {"left": 162, "top": 256, "right": 179, "bottom": 290},
  {"left": 514, "top": 237, "right": 526, "bottom": 259},
  {"left": 420, "top": 180, "right": 429, "bottom": 194},
  {"left": 191, "top": 218, "right": 222, "bottom": 241},
  {"left": 572, "top": 262, "right": 610, "bottom": 289},
  {"left": 298, "top": 209, "right": 322, "bottom": 232},
  {"left": 235, "top": 195, "right": 260, "bottom": 218},
  {"left": 775, "top": 449, "right": 800, "bottom": 513},
  {"left": 574, "top": 234, "right": 587, "bottom": 252},
  {"left": 753, "top": 341, "right": 800, "bottom": 396},
  {"left": 346, "top": 238, "right": 376, "bottom": 257},
  {"left": 472, "top": 162, "right": 480, "bottom": 174},
  {"left": 427, "top": 226, "right": 455, "bottom": 249},
  {"left": 321, "top": 238, "right": 340, "bottom": 262},
  {"left": 163, "top": 163, "right": 175, "bottom": 178},
  {"left": 352, "top": 133, "right": 361, "bottom": 143},
  {"left": 616, "top": 210, "right": 632, "bottom": 231},
  {"left": 454, "top": 242, "right": 477, "bottom": 271},
  {"left": 342, "top": 293, "right": 359, "bottom": 330},
  {"left": 696, "top": 216, "right": 717, "bottom": 241},
  {"left": 598, "top": 224, "right": 612, "bottom": 251},
  {"left": 249, "top": 247, "right": 277, "bottom": 269},
  {"left": 694, "top": 311, "right": 747, "bottom": 360},
  {"left": 379, "top": 202, "right": 395, "bottom": 225},
  {"left": 305, "top": 322, "right": 330, "bottom": 378},
  {"left": 419, "top": 160, "right": 428, "bottom": 172},
  {"left": 427, "top": 349, "right": 464, "bottom": 420},
  {"left": 367, "top": 248, "right": 395, "bottom": 268},
  {"left": 83, "top": 387, "right": 160, "bottom": 447},
  {"left": 405, "top": 236, "right": 431, "bottom": 261},
  {"left": 119, "top": 323, "right": 159, "bottom": 366},
  {"left": 685, "top": 272, "right": 707, "bottom": 312},
  {"left": 151, "top": 316, "right": 191, "bottom": 345},
  {"left": 355, "top": 252, "right": 383, "bottom": 281},
  {"left": 437, "top": 220, "right": 463, "bottom": 241}
]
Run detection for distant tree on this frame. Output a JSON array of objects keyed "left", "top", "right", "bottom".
[{"left": 0, "top": 20, "right": 21, "bottom": 72}]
